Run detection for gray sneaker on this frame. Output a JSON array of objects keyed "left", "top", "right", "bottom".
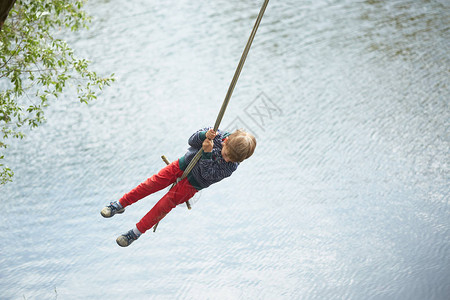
[
  {"left": 100, "top": 202, "right": 125, "bottom": 218},
  {"left": 116, "top": 229, "right": 139, "bottom": 247}
]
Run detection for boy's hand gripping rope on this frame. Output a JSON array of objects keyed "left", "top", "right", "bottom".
[{"left": 153, "top": 0, "right": 269, "bottom": 232}]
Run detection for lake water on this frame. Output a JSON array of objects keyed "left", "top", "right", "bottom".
[{"left": 1, "top": 0, "right": 449, "bottom": 299}]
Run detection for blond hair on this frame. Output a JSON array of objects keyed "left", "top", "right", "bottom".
[{"left": 226, "top": 129, "right": 256, "bottom": 162}]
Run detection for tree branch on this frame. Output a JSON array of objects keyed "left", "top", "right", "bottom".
[{"left": 0, "top": 0, "right": 17, "bottom": 32}]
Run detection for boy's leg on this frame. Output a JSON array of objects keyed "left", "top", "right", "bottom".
[
  {"left": 135, "top": 178, "right": 198, "bottom": 234},
  {"left": 119, "top": 160, "right": 183, "bottom": 208}
]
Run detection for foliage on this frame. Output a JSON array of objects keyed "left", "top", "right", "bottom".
[{"left": 0, "top": 0, "right": 115, "bottom": 184}]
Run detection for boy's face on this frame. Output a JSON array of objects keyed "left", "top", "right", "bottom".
[{"left": 221, "top": 138, "right": 234, "bottom": 162}]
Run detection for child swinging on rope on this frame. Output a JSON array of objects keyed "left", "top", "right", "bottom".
[{"left": 101, "top": 127, "right": 256, "bottom": 247}]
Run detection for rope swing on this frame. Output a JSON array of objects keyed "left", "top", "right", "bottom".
[{"left": 153, "top": 0, "right": 269, "bottom": 232}]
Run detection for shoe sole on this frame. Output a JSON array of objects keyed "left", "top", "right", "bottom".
[
  {"left": 116, "top": 235, "right": 130, "bottom": 247},
  {"left": 101, "top": 207, "right": 125, "bottom": 218}
]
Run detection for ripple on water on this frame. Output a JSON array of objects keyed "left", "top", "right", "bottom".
[{"left": 1, "top": 0, "right": 449, "bottom": 299}]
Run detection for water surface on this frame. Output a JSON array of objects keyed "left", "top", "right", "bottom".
[{"left": 1, "top": 0, "right": 449, "bottom": 299}]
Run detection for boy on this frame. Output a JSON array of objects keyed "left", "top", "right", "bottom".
[{"left": 101, "top": 128, "right": 256, "bottom": 247}]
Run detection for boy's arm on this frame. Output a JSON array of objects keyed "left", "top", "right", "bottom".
[
  {"left": 199, "top": 138, "right": 237, "bottom": 181},
  {"left": 188, "top": 128, "right": 209, "bottom": 148}
]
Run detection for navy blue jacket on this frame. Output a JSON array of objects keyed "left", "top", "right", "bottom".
[{"left": 179, "top": 128, "right": 239, "bottom": 190}]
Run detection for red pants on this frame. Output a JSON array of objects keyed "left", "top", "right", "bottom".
[{"left": 119, "top": 160, "right": 198, "bottom": 234}]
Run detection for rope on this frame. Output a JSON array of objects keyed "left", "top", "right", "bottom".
[
  {"left": 153, "top": 0, "right": 269, "bottom": 232},
  {"left": 180, "top": 0, "right": 269, "bottom": 181}
]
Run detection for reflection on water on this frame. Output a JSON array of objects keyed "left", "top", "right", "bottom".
[{"left": 1, "top": 0, "right": 449, "bottom": 299}]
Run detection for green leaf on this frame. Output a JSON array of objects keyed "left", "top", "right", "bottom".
[{"left": 0, "top": 0, "right": 115, "bottom": 184}]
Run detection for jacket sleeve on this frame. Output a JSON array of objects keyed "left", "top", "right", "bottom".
[{"left": 188, "top": 128, "right": 209, "bottom": 149}]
